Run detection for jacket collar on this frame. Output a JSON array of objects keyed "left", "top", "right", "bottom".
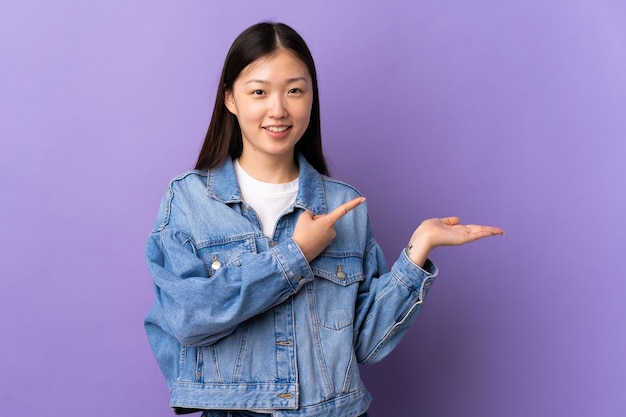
[{"left": 206, "top": 153, "right": 328, "bottom": 215}]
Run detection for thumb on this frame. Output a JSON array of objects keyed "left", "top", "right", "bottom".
[
  {"left": 441, "top": 216, "right": 461, "bottom": 226},
  {"left": 299, "top": 210, "right": 316, "bottom": 222}
]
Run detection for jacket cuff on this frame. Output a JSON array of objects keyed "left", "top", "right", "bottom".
[
  {"left": 271, "top": 238, "right": 314, "bottom": 292},
  {"left": 393, "top": 250, "right": 439, "bottom": 303}
]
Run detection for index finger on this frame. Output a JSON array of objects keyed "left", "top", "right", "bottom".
[{"left": 326, "top": 197, "right": 366, "bottom": 224}]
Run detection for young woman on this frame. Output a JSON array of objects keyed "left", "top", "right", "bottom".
[{"left": 145, "top": 22, "right": 504, "bottom": 417}]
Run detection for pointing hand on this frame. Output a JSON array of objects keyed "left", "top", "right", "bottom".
[{"left": 293, "top": 197, "right": 366, "bottom": 262}]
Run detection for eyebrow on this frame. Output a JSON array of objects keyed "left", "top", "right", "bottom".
[{"left": 244, "top": 77, "right": 309, "bottom": 85}]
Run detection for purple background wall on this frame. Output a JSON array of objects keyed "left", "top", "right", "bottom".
[{"left": 1, "top": 1, "right": 625, "bottom": 416}]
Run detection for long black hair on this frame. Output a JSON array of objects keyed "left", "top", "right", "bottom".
[{"left": 195, "top": 22, "right": 328, "bottom": 176}]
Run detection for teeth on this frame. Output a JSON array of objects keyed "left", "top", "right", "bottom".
[{"left": 265, "top": 126, "right": 289, "bottom": 133}]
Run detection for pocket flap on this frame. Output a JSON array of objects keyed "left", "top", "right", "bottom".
[{"left": 310, "top": 254, "right": 364, "bottom": 286}]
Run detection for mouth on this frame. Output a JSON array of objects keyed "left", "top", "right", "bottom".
[{"left": 263, "top": 125, "right": 291, "bottom": 133}]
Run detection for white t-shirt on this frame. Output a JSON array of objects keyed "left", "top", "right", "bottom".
[{"left": 234, "top": 159, "right": 299, "bottom": 238}]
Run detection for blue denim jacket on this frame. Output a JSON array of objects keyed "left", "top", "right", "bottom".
[{"left": 145, "top": 154, "right": 438, "bottom": 417}]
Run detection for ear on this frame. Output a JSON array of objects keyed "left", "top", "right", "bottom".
[{"left": 224, "top": 89, "right": 237, "bottom": 116}]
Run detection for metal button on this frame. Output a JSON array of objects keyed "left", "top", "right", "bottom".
[
  {"left": 336, "top": 265, "right": 346, "bottom": 279},
  {"left": 211, "top": 254, "right": 222, "bottom": 270}
]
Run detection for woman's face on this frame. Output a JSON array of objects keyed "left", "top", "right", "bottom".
[{"left": 225, "top": 49, "right": 313, "bottom": 164}]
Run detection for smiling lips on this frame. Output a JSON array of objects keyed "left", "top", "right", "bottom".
[
  {"left": 263, "top": 125, "right": 292, "bottom": 139},
  {"left": 264, "top": 125, "right": 291, "bottom": 133}
]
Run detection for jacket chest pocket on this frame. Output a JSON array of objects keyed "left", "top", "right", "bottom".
[
  {"left": 310, "top": 254, "right": 364, "bottom": 330},
  {"left": 196, "top": 237, "right": 256, "bottom": 277}
]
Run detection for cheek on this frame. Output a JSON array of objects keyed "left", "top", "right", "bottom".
[
  {"left": 294, "top": 101, "right": 313, "bottom": 124},
  {"left": 236, "top": 103, "right": 266, "bottom": 124}
]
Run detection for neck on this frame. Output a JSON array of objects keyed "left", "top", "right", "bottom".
[{"left": 238, "top": 151, "right": 299, "bottom": 183}]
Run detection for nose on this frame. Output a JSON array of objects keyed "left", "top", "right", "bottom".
[{"left": 268, "top": 95, "right": 287, "bottom": 119}]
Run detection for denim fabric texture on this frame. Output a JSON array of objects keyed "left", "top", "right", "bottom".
[{"left": 145, "top": 154, "right": 438, "bottom": 417}]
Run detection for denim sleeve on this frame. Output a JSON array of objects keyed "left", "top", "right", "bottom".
[
  {"left": 353, "top": 240, "right": 438, "bottom": 364},
  {"left": 145, "top": 228, "right": 314, "bottom": 347}
]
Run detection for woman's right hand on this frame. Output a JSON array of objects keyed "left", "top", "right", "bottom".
[{"left": 293, "top": 197, "right": 366, "bottom": 262}]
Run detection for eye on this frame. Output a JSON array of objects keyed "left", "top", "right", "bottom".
[
  {"left": 252, "top": 90, "right": 265, "bottom": 96},
  {"left": 288, "top": 88, "right": 303, "bottom": 95}
]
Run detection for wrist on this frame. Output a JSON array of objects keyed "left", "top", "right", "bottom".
[{"left": 405, "top": 240, "right": 430, "bottom": 268}]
